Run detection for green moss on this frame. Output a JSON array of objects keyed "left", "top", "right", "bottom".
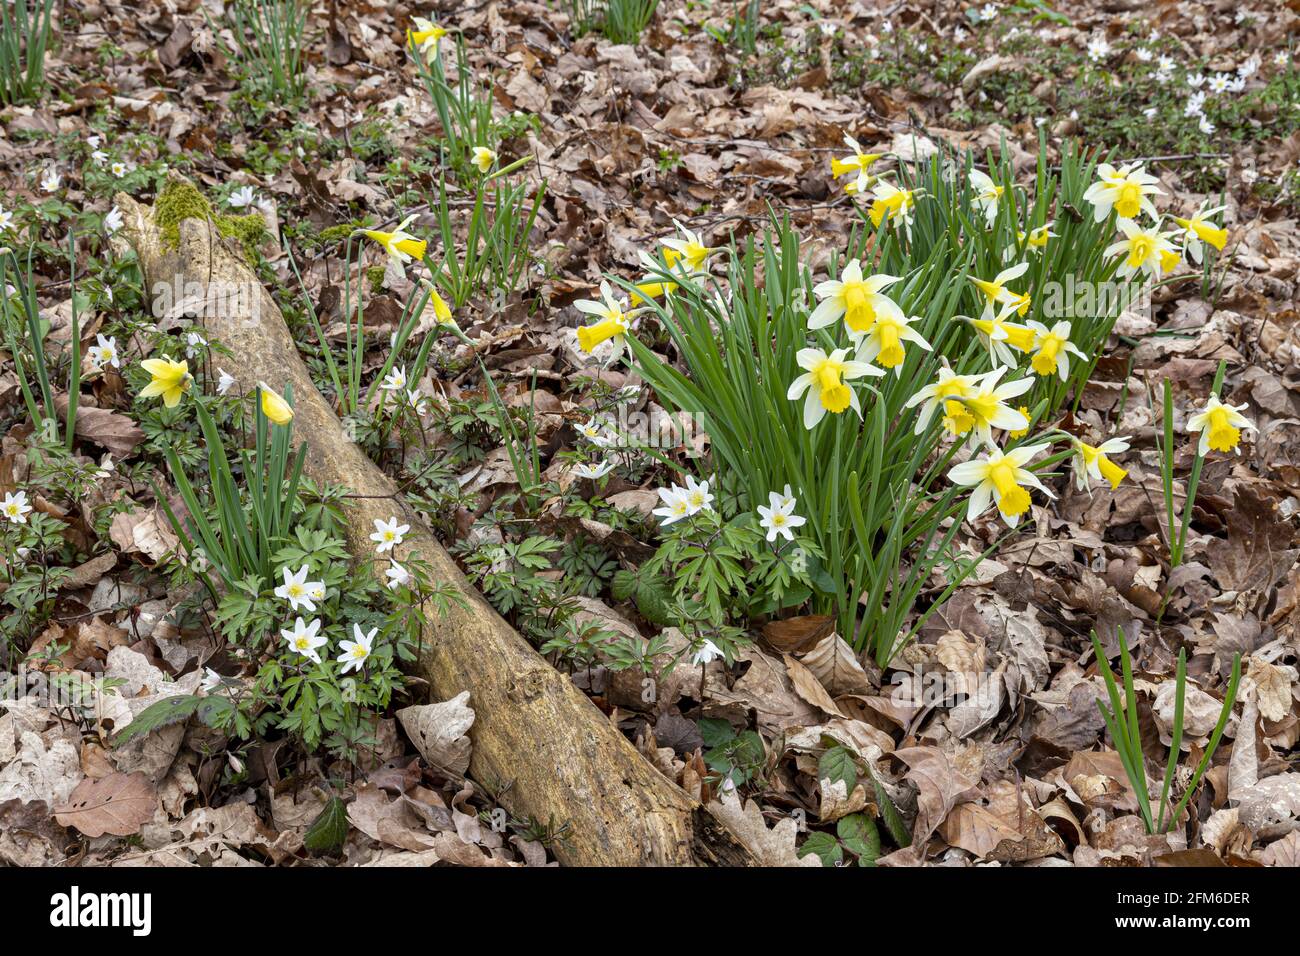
[
  {"left": 154, "top": 180, "right": 266, "bottom": 262},
  {"left": 366, "top": 265, "right": 386, "bottom": 294}
]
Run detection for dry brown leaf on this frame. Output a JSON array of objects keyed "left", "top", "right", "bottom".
[
  {"left": 798, "top": 631, "right": 873, "bottom": 696},
  {"left": 396, "top": 691, "right": 474, "bottom": 775},
  {"left": 706, "top": 790, "right": 820, "bottom": 867},
  {"left": 53, "top": 771, "right": 157, "bottom": 837}
]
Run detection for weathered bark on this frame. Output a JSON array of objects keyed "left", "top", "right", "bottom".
[{"left": 113, "top": 180, "right": 755, "bottom": 866}]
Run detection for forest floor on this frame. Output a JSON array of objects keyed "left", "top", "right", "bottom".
[{"left": 1, "top": 0, "right": 1299, "bottom": 868}]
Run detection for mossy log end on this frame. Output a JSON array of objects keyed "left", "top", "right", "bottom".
[{"left": 113, "top": 177, "right": 756, "bottom": 867}]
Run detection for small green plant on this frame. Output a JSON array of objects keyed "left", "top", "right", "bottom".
[
  {"left": 0, "top": 0, "right": 55, "bottom": 106},
  {"left": 1154, "top": 360, "right": 1229, "bottom": 620},
  {"left": 410, "top": 33, "right": 496, "bottom": 176},
  {"left": 602, "top": 0, "right": 658, "bottom": 44},
  {"left": 158, "top": 388, "right": 305, "bottom": 596},
  {"left": 215, "top": 0, "right": 308, "bottom": 100},
  {"left": 1090, "top": 628, "right": 1241, "bottom": 835},
  {"left": 1, "top": 242, "right": 79, "bottom": 453}
]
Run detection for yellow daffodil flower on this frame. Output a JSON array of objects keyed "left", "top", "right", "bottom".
[
  {"left": 1104, "top": 219, "right": 1179, "bottom": 279},
  {"left": 969, "top": 261, "right": 1030, "bottom": 320},
  {"left": 1186, "top": 394, "right": 1254, "bottom": 456},
  {"left": 407, "top": 17, "right": 447, "bottom": 55},
  {"left": 960, "top": 307, "right": 1037, "bottom": 368},
  {"left": 809, "top": 259, "right": 903, "bottom": 336},
  {"left": 259, "top": 382, "right": 294, "bottom": 425},
  {"left": 1024, "top": 320, "right": 1086, "bottom": 379},
  {"left": 472, "top": 146, "right": 497, "bottom": 174},
  {"left": 868, "top": 181, "right": 917, "bottom": 235},
  {"left": 1172, "top": 202, "right": 1228, "bottom": 264},
  {"left": 831, "top": 134, "right": 883, "bottom": 194},
  {"left": 950, "top": 366, "right": 1033, "bottom": 448},
  {"left": 575, "top": 281, "right": 632, "bottom": 359},
  {"left": 948, "top": 442, "right": 1054, "bottom": 528},
  {"left": 362, "top": 214, "right": 427, "bottom": 264},
  {"left": 1026, "top": 222, "right": 1055, "bottom": 249},
  {"left": 904, "top": 363, "right": 982, "bottom": 435},
  {"left": 1083, "top": 162, "right": 1164, "bottom": 222},
  {"left": 1008, "top": 407, "right": 1031, "bottom": 439},
  {"left": 855, "top": 312, "right": 931, "bottom": 372},
  {"left": 660, "top": 220, "right": 718, "bottom": 274},
  {"left": 139, "top": 357, "right": 193, "bottom": 408},
  {"left": 1071, "top": 436, "right": 1130, "bottom": 490},
  {"left": 786, "top": 346, "right": 883, "bottom": 429}
]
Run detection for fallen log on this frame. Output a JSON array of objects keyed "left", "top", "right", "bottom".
[{"left": 114, "top": 178, "right": 756, "bottom": 866}]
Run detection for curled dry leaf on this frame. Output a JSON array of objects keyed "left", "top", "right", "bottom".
[{"left": 396, "top": 691, "right": 475, "bottom": 776}]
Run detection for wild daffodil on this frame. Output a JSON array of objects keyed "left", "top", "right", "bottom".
[
  {"left": 960, "top": 307, "right": 1037, "bottom": 368},
  {"left": 661, "top": 220, "right": 718, "bottom": 274},
  {"left": 1071, "top": 436, "right": 1130, "bottom": 490},
  {"left": 140, "top": 357, "right": 193, "bottom": 407},
  {"left": 1171, "top": 202, "right": 1228, "bottom": 264},
  {"left": 1105, "top": 219, "right": 1179, "bottom": 279},
  {"left": 831, "top": 134, "right": 883, "bottom": 194},
  {"left": 787, "top": 347, "right": 883, "bottom": 429},
  {"left": 809, "top": 260, "right": 903, "bottom": 337},
  {"left": 855, "top": 312, "right": 931, "bottom": 372},
  {"left": 259, "top": 383, "right": 294, "bottom": 424},
  {"left": 949, "top": 366, "right": 1033, "bottom": 447},
  {"left": 362, "top": 215, "right": 427, "bottom": 264},
  {"left": 407, "top": 17, "right": 447, "bottom": 56},
  {"left": 472, "top": 146, "right": 497, "bottom": 174},
  {"left": 1024, "top": 320, "right": 1086, "bottom": 379},
  {"left": 575, "top": 282, "right": 632, "bottom": 359},
  {"left": 1186, "top": 394, "right": 1254, "bottom": 456},
  {"left": 969, "top": 261, "right": 1030, "bottom": 321},
  {"left": 867, "top": 181, "right": 918, "bottom": 235},
  {"left": 948, "top": 442, "right": 1054, "bottom": 528},
  {"left": 1083, "top": 162, "right": 1164, "bottom": 222},
  {"left": 904, "top": 363, "right": 982, "bottom": 435},
  {"left": 969, "top": 168, "right": 1004, "bottom": 225}
]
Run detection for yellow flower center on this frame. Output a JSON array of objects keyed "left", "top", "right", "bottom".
[
  {"left": 942, "top": 399, "right": 974, "bottom": 436},
  {"left": 1127, "top": 234, "right": 1155, "bottom": 268},
  {"left": 841, "top": 281, "right": 875, "bottom": 332},
  {"left": 875, "top": 318, "right": 905, "bottom": 368},
  {"left": 1031, "top": 333, "right": 1063, "bottom": 376},
  {"left": 771, "top": 513, "right": 787, "bottom": 527},
  {"left": 1002, "top": 321, "right": 1037, "bottom": 352},
  {"left": 1098, "top": 455, "right": 1128, "bottom": 489},
  {"left": 384, "top": 531, "right": 396, "bottom": 541},
  {"left": 813, "top": 358, "right": 851, "bottom": 413},
  {"left": 288, "top": 584, "right": 303, "bottom": 597},
  {"left": 577, "top": 316, "right": 625, "bottom": 352},
  {"left": 963, "top": 391, "right": 1000, "bottom": 427},
  {"left": 1115, "top": 182, "right": 1143, "bottom": 219},
  {"left": 989, "top": 462, "right": 1030, "bottom": 517},
  {"left": 352, "top": 646, "right": 367, "bottom": 659},
  {"left": 1027, "top": 227, "right": 1050, "bottom": 247},
  {"left": 1206, "top": 407, "right": 1240, "bottom": 453},
  {"left": 295, "top": 637, "right": 310, "bottom": 650}
]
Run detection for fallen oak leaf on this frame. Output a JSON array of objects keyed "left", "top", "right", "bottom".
[
  {"left": 396, "top": 691, "right": 474, "bottom": 775},
  {"left": 53, "top": 771, "right": 157, "bottom": 837}
]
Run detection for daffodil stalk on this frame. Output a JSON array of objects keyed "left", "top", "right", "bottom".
[
  {"left": 427, "top": 164, "right": 545, "bottom": 308},
  {"left": 1157, "top": 361, "right": 1226, "bottom": 576},
  {"left": 210, "top": 0, "right": 308, "bottom": 100},
  {"left": 409, "top": 31, "right": 496, "bottom": 177},
  {"left": 1091, "top": 627, "right": 1241, "bottom": 835}
]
